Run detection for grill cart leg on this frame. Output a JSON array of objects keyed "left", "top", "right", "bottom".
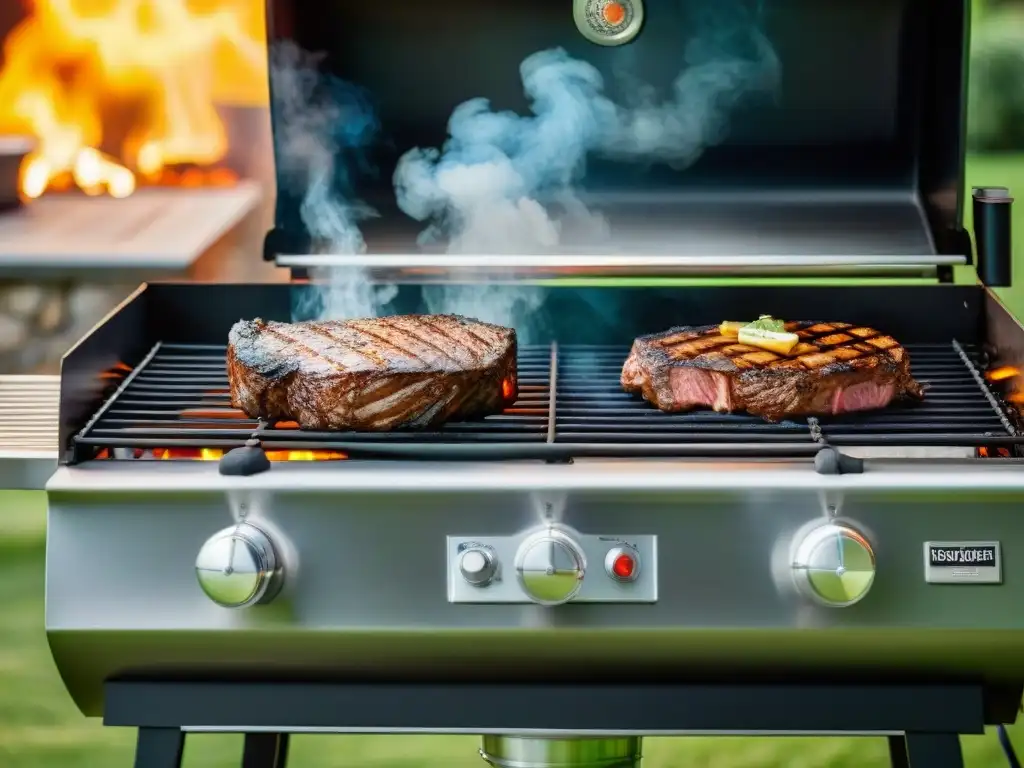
[
  {"left": 133, "top": 726, "right": 185, "bottom": 768},
  {"left": 888, "top": 735, "right": 909, "bottom": 767},
  {"left": 888, "top": 733, "right": 965, "bottom": 768},
  {"left": 242, "top": 732, "right": 290, "bottom": 768}
]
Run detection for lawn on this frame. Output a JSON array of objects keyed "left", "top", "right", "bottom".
[{"left": 5, "top": 155, "right": 1024, "bottom": 767}]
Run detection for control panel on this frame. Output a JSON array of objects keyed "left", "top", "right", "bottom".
[{"left": 447, "top": 527, "right": 657, "bottom": 604}]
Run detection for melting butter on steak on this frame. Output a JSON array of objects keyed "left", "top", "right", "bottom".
[
  {"left": 227, "top": 315, "right": 518, "bottom": 431},
  {"left": 621, "top": 321, "right": 923, "bottom": 422}
]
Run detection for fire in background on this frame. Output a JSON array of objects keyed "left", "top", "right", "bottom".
[{"left": 0, "top": 0, "right": 269, "bottom": 199}]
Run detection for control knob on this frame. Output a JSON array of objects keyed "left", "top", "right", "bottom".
[
  {"left": 791, "top": 522, "right": 876, "bottom": 607},
  {"left": 459, "top": 545, "right": 498, "bottom": 587},
  {"left": 195, "top": 522, "right": 281, "bottom": 608},
  {"left": 515, "top": 528, "right": 586, "bottom": 606}
]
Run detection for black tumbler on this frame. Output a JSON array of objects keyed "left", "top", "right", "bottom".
[{"left": 972, "top": 186, "right": 1013, "bottom": 287}]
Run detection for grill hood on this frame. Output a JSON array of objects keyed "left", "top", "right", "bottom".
[{"left": 262, "top": 0, "right": 970, "bottom": 267}]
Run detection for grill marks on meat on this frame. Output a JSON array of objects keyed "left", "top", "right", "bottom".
[
  {"left": 622, "top": 321, "right": 924, "bottom": 422},
  {"left": 227, "top": 315, "right": 518, "bottom": 431}
]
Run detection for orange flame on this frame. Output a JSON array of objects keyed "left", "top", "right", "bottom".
[
  {"left": 978, "top": 446, "right": 1013, "bottom": 459},
  {"left": 149, "top": 447, "right": 346, "bottom": 461},
  {"left": 985, "top": 366, "right": 1024, "bottom": 406},
  {"left": 98, "top": 360, "right": 134, "bottom": 380},
  {"left": 0, "top": 0, "right": 268, "bottom": 199},
  {"left": 986, "top": 366, "right": 1020, "bottom": 382}
]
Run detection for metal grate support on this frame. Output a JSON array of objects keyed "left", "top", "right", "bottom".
[{"left": 70, "top": 341, "right": 1023, "bottom": 462}]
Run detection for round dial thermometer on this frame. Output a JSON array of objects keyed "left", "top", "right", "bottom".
[{"left": 574, "top": 0, "right": 644, "bottom": 46}]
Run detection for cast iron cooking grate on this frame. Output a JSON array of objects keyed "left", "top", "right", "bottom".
[{"left": 71, "top": 341, "right": 1023, "bottom": 461}]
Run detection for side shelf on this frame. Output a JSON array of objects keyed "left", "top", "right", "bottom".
[{"left": 0, "top": 375, "right": 59, "bottom": 490}]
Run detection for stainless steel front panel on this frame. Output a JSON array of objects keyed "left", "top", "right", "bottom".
[{"left": 45, "top": 460, "right": 1024, "bottom": 715}]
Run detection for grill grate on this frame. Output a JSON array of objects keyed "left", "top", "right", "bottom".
[{"left": 71, "top": 341, "right": 1022, "bottom": 461}]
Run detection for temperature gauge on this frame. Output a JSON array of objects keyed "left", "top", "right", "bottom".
[{"left": 574, "top": 0, "right": 644, "bottom": 47}]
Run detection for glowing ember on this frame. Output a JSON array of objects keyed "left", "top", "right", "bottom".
[
  {"left": 0, "top": 0, "right": 268, "bottom": 199},
  {"left": 148, "top": 447, "right": 346, "bottom": 461},
  {"left": 265, "top": 450, "right": 347, "bottom": 461},
  {"left": 98, "top": 360, "right": 134, "bottom": 380},
  {"left": 502, "top": 377, "right": 515, "bottom": 400},
  {"left": 986, "top": 366, "right": 1020, "bottom": 382},
  {"left": 978, "top": 447, "right": 1013, "bottom": 459}
]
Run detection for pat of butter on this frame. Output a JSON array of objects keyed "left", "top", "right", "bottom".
[{"left": 737, "top": 327, "right": 800, "bottom": 355}]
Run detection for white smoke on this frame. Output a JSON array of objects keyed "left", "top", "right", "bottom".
[
  {"left": 271, "top": 7, "right": 780, "bottom": 329},
  {"left": 394, "top": 49, "right": 616, "bottom": 254},
  {"left": 270, "top": 41, "right": 398, "bottom": 321},
  {"left": 421, "top": 284, "right": 547, "bottom": 342},
  {"left": 393, "top": 20, "right": 780, "bottom": 254},
  {"left": 603, "top": 32, "right": 780, "bottom": 166}
]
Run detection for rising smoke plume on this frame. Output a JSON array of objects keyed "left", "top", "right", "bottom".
[
  {"left": 270, "top": 41, "right": 398, "bottom": 321},
  {"left": 393, "top": 5, "right": 780, "bottom": 254},
  {"left": 271, "top": 3, "right": 780, "bottom": 330},
  {"left": 393, "top": 5, "right": 778, "bottom": 336}
]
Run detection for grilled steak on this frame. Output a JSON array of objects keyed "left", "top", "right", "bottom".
[
  {"left": 621, "top": 322, "right": 923, "bottom": 422},
  {"left": 227, "top": 315, "right": 518, "bottom": 431}
]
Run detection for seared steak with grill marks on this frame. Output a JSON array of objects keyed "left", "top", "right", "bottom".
[
  {"left": 621, "top": 322, "right": 923, "bottom": 422},
  {"left": 227, "top": 315, "right": 518, "bottom": 431}
]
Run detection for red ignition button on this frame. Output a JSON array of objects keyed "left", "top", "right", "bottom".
[
  {"left": 605, "top": 545, "right": 640, "bottom": 582},
  {"left": 613, "top": 554, "right": 635, "bottom": 579}
]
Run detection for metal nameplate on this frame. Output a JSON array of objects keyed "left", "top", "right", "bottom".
[{"left": 923, "top": 541, "right": 1002, "bottom": 584}]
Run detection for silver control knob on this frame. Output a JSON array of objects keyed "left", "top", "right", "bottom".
[
  {"left": 791, "top": 522, "right": 876, "bottom": 607},
  {"left": 459, "top": 546, "right": 498, "bottom": 587},
  {"left": 195, "top": 522, "right": 281, "bottom": 608},
  {"left": 515, "top": 528, "right": 586, "bottom": 606}
]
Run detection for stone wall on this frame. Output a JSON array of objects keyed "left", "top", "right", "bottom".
[
  {"left": 0, "top": 190, "right": 282, "bottom": 375},
  {"left": 0, "top": 281, "right": 136, "bottom": 373}
]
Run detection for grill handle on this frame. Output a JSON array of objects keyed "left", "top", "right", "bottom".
[
  {"left": 275, "top": 254, "right": 968, "bottom": 282},
  {"left": 973, "top": 186, "right": 1014, "bottom": 288}
]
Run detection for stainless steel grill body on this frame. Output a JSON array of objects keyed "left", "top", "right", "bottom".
[
  {"left": 37, "top": 282, "right": 1024, "bottom": 724},
  {"left": 46, "top": 458, "right": 1024, "bottom": 717}
]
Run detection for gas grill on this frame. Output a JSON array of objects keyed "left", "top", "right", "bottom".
[{"left": 10, "top": 0, "right": 1024, "bottom": 766}]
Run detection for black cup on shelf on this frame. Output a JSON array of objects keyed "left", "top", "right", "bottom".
[{"left": 972, "top": 186, "right": 1014, "bottom": 288}]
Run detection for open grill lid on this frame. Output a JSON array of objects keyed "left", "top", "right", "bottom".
[{"left": 262, "top": 0, "right": 971, "bottom": 278}]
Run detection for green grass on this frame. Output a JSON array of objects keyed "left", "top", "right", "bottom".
[{"left": 1, "top": 493, "right": 1023, "bottom": 767}]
